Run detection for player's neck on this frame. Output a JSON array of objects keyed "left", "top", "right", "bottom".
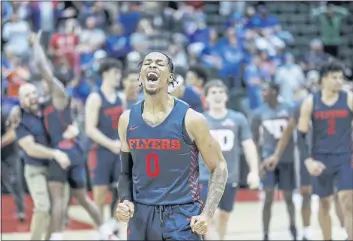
[
  {"left": 321, "top": 88, "right": 338, "bottom": 101},
  {"left": 101, "top": 83, "right": 116, "bottom": 95},
  {"left": 208, "top": 107, "right": 228, "bottom": 119},
  {"left": 144, "top": 92, "right": 172, "bottom": 113},
  {"left": 268, "top": 100, "right": 278, "bottom": 109}
]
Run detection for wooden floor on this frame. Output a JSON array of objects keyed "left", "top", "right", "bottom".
[{"left": 1, "top": 195, "right": 347, "bottom": 240}]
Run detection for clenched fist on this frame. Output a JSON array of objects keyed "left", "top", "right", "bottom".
[{"left": 115, "top": 200, "right": 134, "bottom": 222}]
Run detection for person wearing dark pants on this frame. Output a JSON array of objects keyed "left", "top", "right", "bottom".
[{"left": 1, "top": 113, "right": 25, "bottom": 222}]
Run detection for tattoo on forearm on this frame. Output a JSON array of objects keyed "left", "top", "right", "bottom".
[{"left": 202, "top": 161, "right": 228, "bottom": 218}]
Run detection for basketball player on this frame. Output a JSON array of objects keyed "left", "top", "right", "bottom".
[
  {"left": 115, "top": 52, "right": 228, "bottom": 240},
  {"left": 120, "top": 71, "right": 144, "bottom": 110},
  {"left": 85, "top": 58, "right": 123, "bottom": 225},
  {"left": 298, "top": 61, "right": 353, "bottom": 240},
  {"left": 30, "top": 32, "right": 111, "bottom": 240},
  {"left": 265, "top": 85, "right": 348, "bottom": 240},
  {"left": 199, "top": 80, "right": 260, "bottom": 240},
  {"left": 251, "top": 82, "right": 297, "bottom": 240}
]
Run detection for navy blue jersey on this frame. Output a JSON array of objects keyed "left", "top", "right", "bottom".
[
  {"left": 16, "top": 110, "right": 50, "bottom": 166},
  {"left": 42, "top": 100, "right": 75, "bottom": 149},
  {"left": 90, "top": 90, "right": 123, "bottom": 150},
  {"left": 126, "top": 98, "right": 201, "bottom": 205},
  {"left": 311, "top": 91, "right": 353, "bottom": 154},
  {"left": 181, "top": 86, "right": 204, "bottom": 113}
]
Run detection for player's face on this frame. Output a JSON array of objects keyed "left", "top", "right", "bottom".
[
  {"left": 20, "top": 84, "right": 39, "bottom": 112},
  {"left": 123, "top": 73, "right": 140, "bottom": 95},
  {"left": 186, "top": 71, "right": 198, "bottom": 87},
  {"left": 262, "top": 85, "right": 277, "bottom": 103},
  {"left": 104, "top": 67, "right": 122, "bottom": 88},
  {"left": 140, "top": 52, "right": 172, "bottom": 96},
  {"left": 323, "top": 71, "right": 344, "bottom": 93},
  {"left": 206, "top": 86, "right": 228, "bottom": 109}
]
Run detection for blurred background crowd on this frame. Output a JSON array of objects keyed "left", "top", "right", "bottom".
[{"left": 1, "top": 0, "right": 353, "bottom": 216}]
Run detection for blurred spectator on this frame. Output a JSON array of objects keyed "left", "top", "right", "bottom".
[
  {"left": 275, "top": 53, "right": 305, "bottom": 104},
  {"left": 78, "top": 16, "right": 106, "bottom": 70},
  {"left": 3, "top": 50, "right": 30, "bottom": 98},
  {"left": 258, "top": 50, "right": 276, "bottom": 77},
  {"left": 79, "top": 16, "right": 106, "bottom": 51},
  {"left": 2, "top": 1, "right": 14, "bottom": 23},
  {"left": 26, "top": 1, "right": 63, "bottom": 48},
  {"left": 2, "top": 12, "right": 31, "bottom": 60},
  {"left": 119, "top": 2, "right": 142, "bottom": 35},
  {"left": 49, "top": 19, "right": 80, "bottom": 70},
  {"left": 77, "top": 1, "right": 111, "bottom": 30},
  {"left": 105, "top": 23, "right": 132, "bottom": 62},
  {"left": 168, "top": 33, "right": 189, "bottom": 69},
  {"left": 175, "top": 3, "right": 206, "bottom": 36},
  {"left": 300, "top": 39, "right": 332, "bottom": 72},
  {"left": 220, "top": 1, "right": 246, "bottom": 16},
  {"left": 218, "top": 28, "right": 245, "bottom": 88},
  {"left": 248, "top": 5, "right": 280, "bottom": 31},
  {"left": 130, "top": 19, "right": 153, "bottom": 54},
  {"left": 306, "top": 70, "right": 320, "bottom": 91},
  {"left": 244, "top": 54, "right": 269, "bottom": 110},
  {"left": 312, "top": 3, "right": 349, "bottom": 57}
]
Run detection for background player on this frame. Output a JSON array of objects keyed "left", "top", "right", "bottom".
[
  {"left": 85, "top": 58, "right": 123, "bottom": 229},
  {"left": 264, "top": 85, "right": 347, "bottom": 240},
  {"left": 31, "top": 32, "right": 112, "bottom": 240},
  {"left": 298, "top": 61, "right": 353, "bottom": 240},
  {"left": 119, "top": 71, "right": 144, "bottom": 110},
  {"left": 115, "top": 52, "right": 228, "bottom": 240},
  {"left": 199, "top": 80, "right": 260, "bottom": 240},
  {"left": 251, "top": 82, "right": 297, "bottom": 241}
]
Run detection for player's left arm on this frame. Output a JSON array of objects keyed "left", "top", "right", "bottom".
[
  {"left": 237, "top": 113, "right": 259, "bottom": 174},
  {"left": 30, "top": 31, "right": 69, "bottom": 110},
  {"left": 185, "top": 109, "right": 228, "bottom": 219},
  {"left": 347, "top": 91, "right": 353, "bottom": 112}
]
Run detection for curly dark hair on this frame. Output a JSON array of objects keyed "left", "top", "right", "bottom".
[{"left": 137, "top": 52, "right": 178, "bottom": 88}]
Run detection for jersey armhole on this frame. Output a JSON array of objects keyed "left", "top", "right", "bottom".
[{"left": 181, "top": 113, "right": 194, "bottom": 146}]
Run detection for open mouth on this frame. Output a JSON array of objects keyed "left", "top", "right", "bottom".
[{"left": 147, "top": 71, "right": 159, "bottom": 82}]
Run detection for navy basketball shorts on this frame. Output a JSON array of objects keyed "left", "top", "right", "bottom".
[
  {"left": 87, "top": 148, "right": 121, "bottom": 186},
  {"left": 48, "top": 146, "right": 86, "bottom": 189},
  {"left": 262, "top": 163, "right": 296, "bottom": 191},
  {"left": 312, "top": 153, "right": 353, "bottom": 198},
  {"left": 127, "top": 202, "right": 202, "bottom": 240},
  {"left": 300, "top": 158, "right": 312, "bottom": 187},
  {"left": 199, "top": 180, "right": 237, "bottom": 213}
]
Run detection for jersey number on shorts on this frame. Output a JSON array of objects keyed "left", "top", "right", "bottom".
[
  {"left": 327, "top": 118, "right": 336, "bottom": 135},
  {"left": 146, "top": 153, "right": 160, "bottom": 177},
  {"left": 210, "top": 129, "right": 235, "bottom": 152},
  {"left": 262, "top": 119, "right": 288, "bottom": 139}
]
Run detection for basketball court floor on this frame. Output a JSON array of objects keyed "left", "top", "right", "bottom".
[{"left": 1, "top": 191, "right": 346, "bottom": 240}]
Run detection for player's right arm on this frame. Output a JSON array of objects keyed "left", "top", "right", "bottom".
[
  {"left": 298, "top": 95, "right": 325, "bottom": 175},
  {"left": 30, "top": 31, "right": 69, "bottom": 110},
  {"left": 116, "top": 110, "right": 134, "bottom": 222},
  {"left": 250, "top": 110, "right": 261, "bottom": 150},
  {"left": 297, "top": 95, "right": 313, "bottom": 160},
  {"left": 16, "top": 124, "right": 70, "bottom": 169},
  {"left": 85, "top": 92, "right": 119, "bottom": 153}
]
